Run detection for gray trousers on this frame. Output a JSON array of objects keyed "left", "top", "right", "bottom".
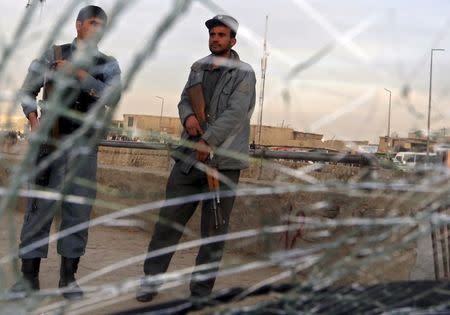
[
  {"left": 19, "top": 145, "right": 97, "bottom": 259},
  {"left": 143, "top": 161, "right": 240, "bottom": 297}
]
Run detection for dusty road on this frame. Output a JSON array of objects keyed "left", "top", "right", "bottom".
[{"left": 0, "top": 211, "right": 282, "bottom": 315}]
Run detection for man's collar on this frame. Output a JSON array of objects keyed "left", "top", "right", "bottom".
[
  {"left": 71, "top": 38, "right": 99, "bottom": 54},
  {"left": 201, "top": 49, "right": 241, "bottom": 70}
]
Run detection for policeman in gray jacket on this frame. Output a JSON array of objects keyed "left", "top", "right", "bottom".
[
  {"left": 14, "top": 6, "right": 121, "bottom": 300},
  {"left": 137, "top": 14, "right": 256, "bottom": 302}
]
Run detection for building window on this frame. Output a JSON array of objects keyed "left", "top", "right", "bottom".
[{"left": 128, "top": 117, "right": 134, "bottom": 127}]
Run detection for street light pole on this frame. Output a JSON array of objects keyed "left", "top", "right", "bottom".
[
  {"left": 155, "top": 96, "right": 165, "bottom": 132},
  {"left": 426, "top": 48, "right": 445, "bottom": 161},
  {"left": 257, "top": 15, "right": 269, "bottom": 146},
  {"left": 384, "top": 88, "right": 392, "bottom": 156},
  {"left": 384, "top": 88, "right": 392, "bottom": 138}
]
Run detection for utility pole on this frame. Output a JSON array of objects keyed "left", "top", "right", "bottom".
[
  {"left": 426, "top": 48, "right": 444, "bottom": 162},
  {"left": 155, "top": 96, "right": 165, "bottom": 132},
  {"left": 384, "top": 88, "right": 392, "bottom": 156},
  {"left": 384, "top": 89, "right": 392, "bottom": 138},
  {"left": 257, "top": 15, "right": 269, "bottom": 146}
]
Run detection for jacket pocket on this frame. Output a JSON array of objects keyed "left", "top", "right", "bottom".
[
  {"left": 221, "top": 82, "right": 233, "bottom": 95},
  {"left": 217, "top": 82, "right": 234, "bottom": 115}
]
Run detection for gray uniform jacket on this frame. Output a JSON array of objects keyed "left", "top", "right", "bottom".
[
  {"left": 20, "top": 39, "right": 121, "bottom": 118},
  {"left": 178, "top": 50, "right": 256, "bottom": 170}
]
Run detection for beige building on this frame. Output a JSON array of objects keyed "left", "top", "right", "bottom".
[
  {"left": 377, "top": 136, "right": 432, "bottom": 154},
  {"left": 0, "top": 115, "right": 28, "bottom": 133},
  {"left": 111, "top": 119, "right": 124, "bottom": 129},
  {"left": 117, "top": 114, "right": 328, "bottom": 148},
  {"left": 120, "top": 114, "right": 183, "bottom": 140},
  {"left": 115, "top": 114, "right": 366, "bottom": 152},
  {"left": 249, "top": 126, "right": 370, "bottom": 152},
  {"left": 250, "top": 125, "right": 330, "bottom": 149}
]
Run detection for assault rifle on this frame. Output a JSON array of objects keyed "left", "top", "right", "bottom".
[{"left": 183, "top": 83, "right": 224, "bottom": 230}]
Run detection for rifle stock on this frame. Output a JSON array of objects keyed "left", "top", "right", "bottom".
[
  {"left": 187, "top": 83, "right": 207, "bottom": 127},
  {"left": 178, "top": 83, "right": 208, "bottom": 174}
]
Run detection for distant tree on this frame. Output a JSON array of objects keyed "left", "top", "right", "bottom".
[{"left": 409, "top": 129, "right": 424, "bottom": 138}]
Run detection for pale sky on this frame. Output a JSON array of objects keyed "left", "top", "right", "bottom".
[{"left": 2, "top": 0, "right": 450, "bottom": 143}]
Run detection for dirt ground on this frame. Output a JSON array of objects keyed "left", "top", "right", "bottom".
[{"left": 0, "top": 211, "right": 283, "bottom": 315}]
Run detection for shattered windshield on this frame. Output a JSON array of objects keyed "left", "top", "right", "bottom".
[{"left": 1, "top": 1, "right": 450, "bottom": 314}]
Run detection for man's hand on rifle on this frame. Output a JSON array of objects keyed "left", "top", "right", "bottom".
[
  {"left": 195, "top": 139, "right": 210, "bottom": 162},
  {"left": 185, "top": 115, "right": 204, "bottom": 136},
  {"left": 27, "top": 112, "right": 39, "bottom": 132},
  {"left": 54, "top": 60, "right": 88, "bottom": 81}
]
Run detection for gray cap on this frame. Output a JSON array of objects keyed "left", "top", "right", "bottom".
[{"left": 205, "top": 15, "right": 239, "bottom": 34}]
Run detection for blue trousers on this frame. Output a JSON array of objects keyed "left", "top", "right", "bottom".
[{"left": 19, "top": 145, "right": 97, "bottom": 259}]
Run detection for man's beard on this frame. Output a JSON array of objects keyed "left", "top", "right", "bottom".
[{"left": 210, "top": 44, "right": 231, "bottom": 56}]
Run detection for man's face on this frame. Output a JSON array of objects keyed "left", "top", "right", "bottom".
[
  {"left": 76, "top": 17, "right": 105, "bottom": 42},
  {"left": 208, "top": 25, "right": 236, "bottom": 56}
]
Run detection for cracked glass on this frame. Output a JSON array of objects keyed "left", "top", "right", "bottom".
[{"left": 1, "top": 0, "right": 450, "bottom": 314}]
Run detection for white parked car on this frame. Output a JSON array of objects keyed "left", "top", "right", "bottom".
[{"left": 392, "top": 152, "right": 438, "bottom": 169}]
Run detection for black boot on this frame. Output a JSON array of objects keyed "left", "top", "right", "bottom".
[
  {"left": 58, "top": 256, "right": 83, "bottom": 300},
  {"left": 10, "top": 258, "right": 41, "bottom": 298},
  {"left": 136, "top": 277, "right": 159, "bottom": 303}
]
